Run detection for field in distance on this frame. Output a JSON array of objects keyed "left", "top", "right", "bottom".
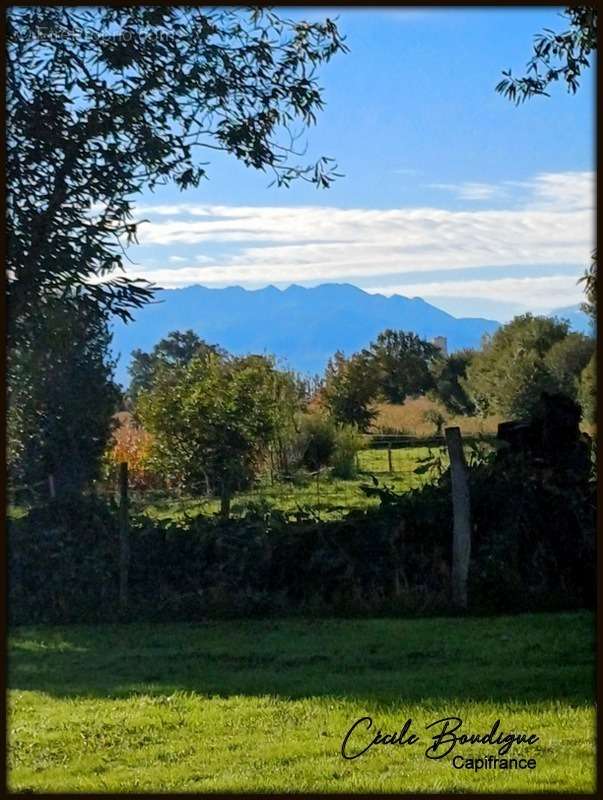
[{"left": 372, "top": 397, "right": 502, "bottom": 437}]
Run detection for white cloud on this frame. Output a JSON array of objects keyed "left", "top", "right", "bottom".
[
  {"left": 520, "top": 170, "right": 595, "bottom": 211},
  {"left": 427, "top": 171, "right": 595, "bottom": 208},
  {"left": 368, "top": 275, "right": 584, "bottom": 310},
  {"left": 426, "top": 181, "right": 504, "bottom": 200},
  {"left": 118, "top": 170, "right": 594, "bottom": 311}
]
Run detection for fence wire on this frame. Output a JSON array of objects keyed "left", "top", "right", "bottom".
[
  {"left": 8, "top": 442, "right": 452, "bottom": 522},
  {"left": 118, "top": 444, "right": 448, "bottom": 521}
]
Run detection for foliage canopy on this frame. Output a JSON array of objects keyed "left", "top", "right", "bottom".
[
  {"left": 362, "top": 330, "right": 441, "bottom": 405},
  {"left": 7, "top": 6, "right": 347, "bottom": 341},
  {"left": 138, "top": 353, "right": 297, "bottom": 516},
  {"left": 8, "top": 302, "right": 120, "bottom": 493},
  {"left": 128, "top": 330, "right": 226, "bottom": 401},
  {"left": 496, "top": 7, "right": 596, "bottom": 104},
  {"left": 464, "top": 314, "right": 593, "bottom": 418}
]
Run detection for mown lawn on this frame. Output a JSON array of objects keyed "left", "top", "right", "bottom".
[{"left": 8, "top": 612, "right": 595, "bottom": 793}]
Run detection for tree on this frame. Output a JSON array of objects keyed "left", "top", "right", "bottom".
[
  {"left": 363, "top": 330, "right": 440, "bottom": 404},
  {"left": 423, "top": 408, "right": 447, "bottom": 437},
  {"left": 576, "top": 251, "right": 597, "bottom": 423},
  {"left": 138, "top": 353, "right": 285, "bottom": 518},
  {"left": 7, "top": 301, "right": 120, "bottom": 493},
  {"left": 578, "top": 353, "right": 596, "bottom": 425},
  {"left": 579, "top": 249, "right": 597, "bottom": 322},
  {"left": 429, "top": 349, "right": 476, "bottom": 415},
  {"left": 298, "top": 412, "right": 338, "bottom": 472},
  {"left": 496, "top": 7, "right": 596, "bottom": 104},
  {"left": 496, "top": 8, "right": 596, "bottom": 424},
  {"left": 322, "top": 351, "right": 378, "bottom": 432},
  {"left": 464, "top": 314, "right": 570, "bottom": 417},
  {"left": 267, "top": 368, "right": 309, "bottom": 476},
  {"left": 7, "top": 7, "right": 347, "bottom": 342},
  {"left": 543, "top": 333, "right": 595, "bottom": 399},
  {"left": 128, "top": 330, "right": 226, "bottom": 401}
]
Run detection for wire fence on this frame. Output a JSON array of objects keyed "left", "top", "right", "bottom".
[
  {"left": 7, "top": 441, "right": 453, "bottom": 522},
  {"left": 123, "top": 443, "right": 450, "bottom": 520},
  {"left": 169, "top": 443, "right": 447, "bottom": 519}
]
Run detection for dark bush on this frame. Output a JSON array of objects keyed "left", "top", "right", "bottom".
[
  {"left": 8, "top": 492, "right": 120, "bottom": 624},
  {"left": 8, "top": 494, "right": 452, "bottom": 624},
  {"left": 124, "top": 501, "right": 452, "bottom": 621},
  {"left": 467, "top": 449, "right": 596, "bottom": 612},
  {"left": 8, "top": 437, "right": 595, "bottom": 624}
]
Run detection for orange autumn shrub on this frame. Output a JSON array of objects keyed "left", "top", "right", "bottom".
[{"left": 107, "top": 413, "right": 159, "bottom": 489}]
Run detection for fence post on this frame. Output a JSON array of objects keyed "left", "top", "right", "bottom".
[
  {"left": 387, "top": 444, "right": 393, "bottom": 473},
  {"left": 48, "top": 474, "right": 56, "bottom": 500},
  {"left": 445, "top": 427, "right": 471, "bottom": 610},
  {"left": 118, "top": 462, "right": 130, "bottom": 614}
]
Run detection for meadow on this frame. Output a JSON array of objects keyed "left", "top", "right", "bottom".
[
  {"left": 371, "top": 397, "right": 503, "bottom": 437},
  {"left": 8, "top": 611, "right": 595, "bottom": 793},
  {"left": 138, "top": 445, "right": 449, "bottom": 522},
  {"left": 107, "top": 396, "right": 591, "bottom": 525},
  {"left": 372, "top": 396, "right": 596, "bottom": 438}
]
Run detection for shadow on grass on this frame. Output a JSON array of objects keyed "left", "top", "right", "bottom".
[{"left": 8, "top": 612, "right": 595, "bottom": 707}]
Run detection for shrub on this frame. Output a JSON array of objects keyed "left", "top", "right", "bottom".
[
  {"left": 578, "top": 352, "right": 596, "bottom": 425},
  {"left": 331, "top": 425, "right": 365, "bottom": 479},
  {"left": 105, "top": 415, "right": 158, "bottom": 489},
  {"left": 8, "top": 492, "right": 120, "bottom": 624},
  {"left": 8, "top": 495, "right": 452, "bottom": 624},
  {"left": 423, "top": 408, "right": 447, "bottom": 436},
  {"left": 8, "top": 425, "right": 595, "bottom": 624},
  {"left": 298, "top": 412, "right": 337, "bottom": 471},
  {"left": 466, "top": 449, "right": 595, "bottom": 612}
]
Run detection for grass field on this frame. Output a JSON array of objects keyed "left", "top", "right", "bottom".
[
  {"left": 371, "top": 397, "right": 503, "bottom": 437},
  {"left": 8, "top": 611, "right": 595, "bottom": 793},
  {"left": 139, "top": 445, "right": 447, "bottom": 522},
  {"left": 7, "top": 446, "right": 442, "bottom": 524},
  {"left": 372, "top": 397, "right": 596, "bottom": 438}
]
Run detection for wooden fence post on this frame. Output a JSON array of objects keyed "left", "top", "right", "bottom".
[
  {"left": 118, "top": 462, "right": 130, "bottom": 613},
  {"left": 387, "top": 444, "right": 393, "bottom": 473},
  {"left": 269, "top": 446, "right": 275, "bottom": 486},
  {"left": 445, "top": 427, "right": 471, "bottom": 610}
]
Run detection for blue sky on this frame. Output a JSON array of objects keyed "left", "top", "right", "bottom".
[{"left": 123, "top": 7, "right": 595, "bottom": 321}]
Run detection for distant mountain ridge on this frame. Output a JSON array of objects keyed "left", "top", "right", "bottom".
[
  {"left": 547, "top": 304, "right": 593, "bottom": 336},
  {"left": 111, "top": 283, "right": 501, "bottom": 386}
]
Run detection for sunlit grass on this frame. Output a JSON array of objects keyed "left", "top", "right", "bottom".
[
  {"left": 140, "top": 446, "right": 445, "bottom": 522},
  {"left": 8, "top": 612, "right": 594, "bottom": 793}
]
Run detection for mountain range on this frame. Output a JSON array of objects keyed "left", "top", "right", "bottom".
[
  {"left": 111, "top": 283, "right": 502, "bottom": 386},
  {"left": 110, "top": 283, "right": 592, "bottom": 387},
  {"left": 547, "top": 304, "right": 593, "bottom": 336}
]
